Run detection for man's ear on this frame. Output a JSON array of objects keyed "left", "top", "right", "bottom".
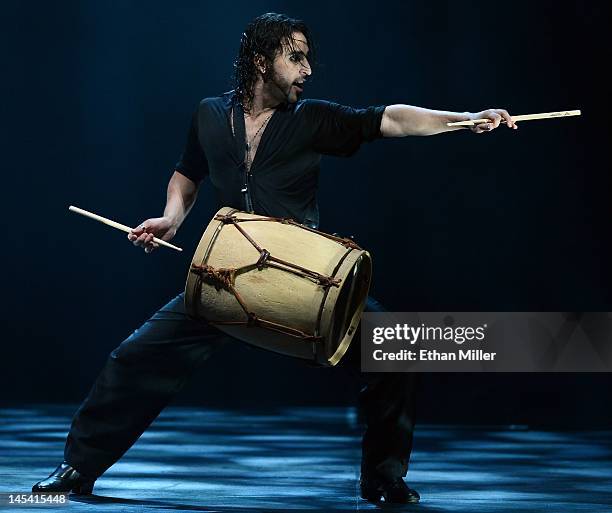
[{"left": 254, "top": 54, "right": 266, "bottom": 74}]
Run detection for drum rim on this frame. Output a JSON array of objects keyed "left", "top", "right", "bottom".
[{"left": 320, "top": 250, "right": 372, "bottom": 366}]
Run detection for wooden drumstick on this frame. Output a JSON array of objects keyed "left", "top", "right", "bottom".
[
  {"left": 68, "top": 205, "right": 183, "bottom": 252},
  {"left": 447, "top": 109, "right": 581, "bottom": 127}
]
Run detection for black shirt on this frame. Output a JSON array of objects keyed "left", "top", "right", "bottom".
[{"left": 175, "top": 91, "right": 386, "bottom": 228}]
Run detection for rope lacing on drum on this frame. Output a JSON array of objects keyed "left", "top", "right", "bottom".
[
  {"left": 317, "top": 275, "right": 341, "bottom": 288},
  {"left": 256, "top": 249, "right": 270, "bottom": 270},
  {"left": 190, "top": 264, "right": 235, "bottom": 291},
  {"left": 214, "top": 213, "right": 363, "bottom": 250},
  {"left": 190, "top": 213, "right": 361, "bottom": 343},
  {"left": 213, "top": 213, "right": 344, "bottom": 290}
]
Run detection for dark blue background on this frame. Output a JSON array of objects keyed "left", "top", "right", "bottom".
[{"left": 2, "top": 1, "right": 610, "bottom": 427}]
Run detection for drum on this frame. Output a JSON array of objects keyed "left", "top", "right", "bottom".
[{"left": 184, "top": 207, "right": 372, "bottom": 366}]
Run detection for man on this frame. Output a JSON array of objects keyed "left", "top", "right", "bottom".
[{"left": 33, "top": 13, "right": 516, "bottom": 505}]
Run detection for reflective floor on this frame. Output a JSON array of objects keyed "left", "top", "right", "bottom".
[{"left": 1, "top": 405, "right": 611, "bottom": 512}]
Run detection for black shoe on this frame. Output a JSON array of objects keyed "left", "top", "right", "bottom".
[
  {"left": 360, "top": 473, "right": 420, "bottom": 504},
  {"left": 32, "top": 462, "right": 96, "bottom": 494}
]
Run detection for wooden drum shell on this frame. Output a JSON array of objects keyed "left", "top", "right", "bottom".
[{"left": 185, "top": 207, "right": 371, "bottom": 366}]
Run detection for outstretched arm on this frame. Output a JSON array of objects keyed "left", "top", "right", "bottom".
[{"left": 380, "top": 105, "right": 518, "bottom": 137}]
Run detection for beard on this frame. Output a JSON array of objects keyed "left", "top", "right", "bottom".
[{"left": 264, "top": 69, "right": 301, "bottom": 104}]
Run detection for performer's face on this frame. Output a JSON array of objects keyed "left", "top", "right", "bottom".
[{"left": 266, "top": 31, "right": 311, "bottom": 104}]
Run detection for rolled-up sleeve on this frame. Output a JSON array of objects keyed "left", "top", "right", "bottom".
[
  {"left": 305, "top": 100, "right": 386, "bottom": 157},
  {"left": 174, "top": 109, "right": 209, "bottom": 184}
]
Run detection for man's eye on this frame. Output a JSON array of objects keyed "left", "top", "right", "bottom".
[{"left": 290, "top": 54, "right": 301, "bottom": 62}]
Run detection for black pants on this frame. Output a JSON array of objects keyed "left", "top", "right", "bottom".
[{"left": 64, "top": 293, "right": 418, "bottom": 480}]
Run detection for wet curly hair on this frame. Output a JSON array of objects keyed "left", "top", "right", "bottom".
[{"left": 233, "top": 13, "right": 316, "bottom": 111}]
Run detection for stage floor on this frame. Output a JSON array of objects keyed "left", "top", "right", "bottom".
[{"left": 1, "top": 405, "right": 611, "bottom": 512}]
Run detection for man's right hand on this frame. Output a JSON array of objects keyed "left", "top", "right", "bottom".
[{"left": 127, "top": 216, "right": 178, "bottom": 253}]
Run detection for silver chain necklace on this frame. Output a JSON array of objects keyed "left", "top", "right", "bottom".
[{"left": 245, "top": 111, "right": 274, "bottom": 171}]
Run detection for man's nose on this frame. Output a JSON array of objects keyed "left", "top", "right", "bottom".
[{"left": 301, "top": 59, "right": 312, "bottom": 76}]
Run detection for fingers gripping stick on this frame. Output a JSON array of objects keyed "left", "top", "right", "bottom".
[
  {"left": 447, "top": 109, "right": 581, "bottom": 127},
  {"left": 68, "top": 205, "right": 183, "bottom": 252}
]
